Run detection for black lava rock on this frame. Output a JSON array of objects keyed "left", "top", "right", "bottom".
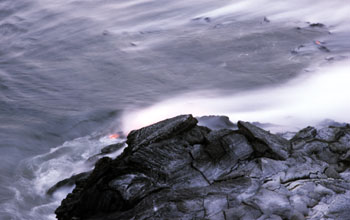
[
  {"left": 55, "top": 115, "right": 350, "bottom": 220},
  {"left": 101, "top": 142, "right": 125, "bottom": 154},
  {"left": 47, "top": 172, "right": 91, "bottom": 195}
]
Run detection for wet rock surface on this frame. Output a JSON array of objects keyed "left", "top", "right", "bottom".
[
  {"left": 56, "top": 115, "right": 350, "bottom": 220},
  {"left": 47, "top": 172, "right": 91, "bottom": 196}
]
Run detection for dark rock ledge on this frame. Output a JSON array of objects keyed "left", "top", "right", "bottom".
[{"left": 55, "top": 114, "right": 350, "bottom": 220}]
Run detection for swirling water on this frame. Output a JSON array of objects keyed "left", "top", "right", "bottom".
[{"left": 0, "top": 0, "right": 349, "bottom": 219}]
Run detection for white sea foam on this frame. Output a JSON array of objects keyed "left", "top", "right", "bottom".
[
  {"left": 122, "top": 60, "right": 350, "bottom": 133},
  {"left": 3, "top": 133, "right": 125, "bottom": 220}
]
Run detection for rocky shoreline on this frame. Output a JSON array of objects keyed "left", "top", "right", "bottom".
[{"left": 55, "top": 115, "right": 350, "bottom": 220}]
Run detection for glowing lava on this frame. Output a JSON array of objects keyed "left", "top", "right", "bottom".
[{"left": 109, "top": 134, "right": 120, "bottom": 139}]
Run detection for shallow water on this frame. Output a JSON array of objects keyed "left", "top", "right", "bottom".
[{"left": 0, "top": 0, "right": 349, "bottom": 219}]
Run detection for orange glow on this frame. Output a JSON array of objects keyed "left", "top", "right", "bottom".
[{"left": 109, "top": 134, "right": 120, "bottom": 139}]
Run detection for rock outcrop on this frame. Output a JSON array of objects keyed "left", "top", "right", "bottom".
[{"left": 55, "top": 115, "right": 350, "bottom": 220}]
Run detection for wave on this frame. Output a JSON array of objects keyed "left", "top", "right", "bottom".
[
  {"left": 122, "top": 60, "right": 350, "bottom": 133},
  {"left": 27, "top": 0, "right": 350, "bottom": 35},
  {"left": 1, "top": 133, "right": 125, "bottom": 220}
]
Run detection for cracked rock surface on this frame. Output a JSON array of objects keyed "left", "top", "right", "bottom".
[{"left": 55, "top": 115, "right": 350, "bottom": 220}]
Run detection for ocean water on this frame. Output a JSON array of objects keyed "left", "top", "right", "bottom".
[{"left": 0, "top": 0, "right": 349, "bottom": 219}]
